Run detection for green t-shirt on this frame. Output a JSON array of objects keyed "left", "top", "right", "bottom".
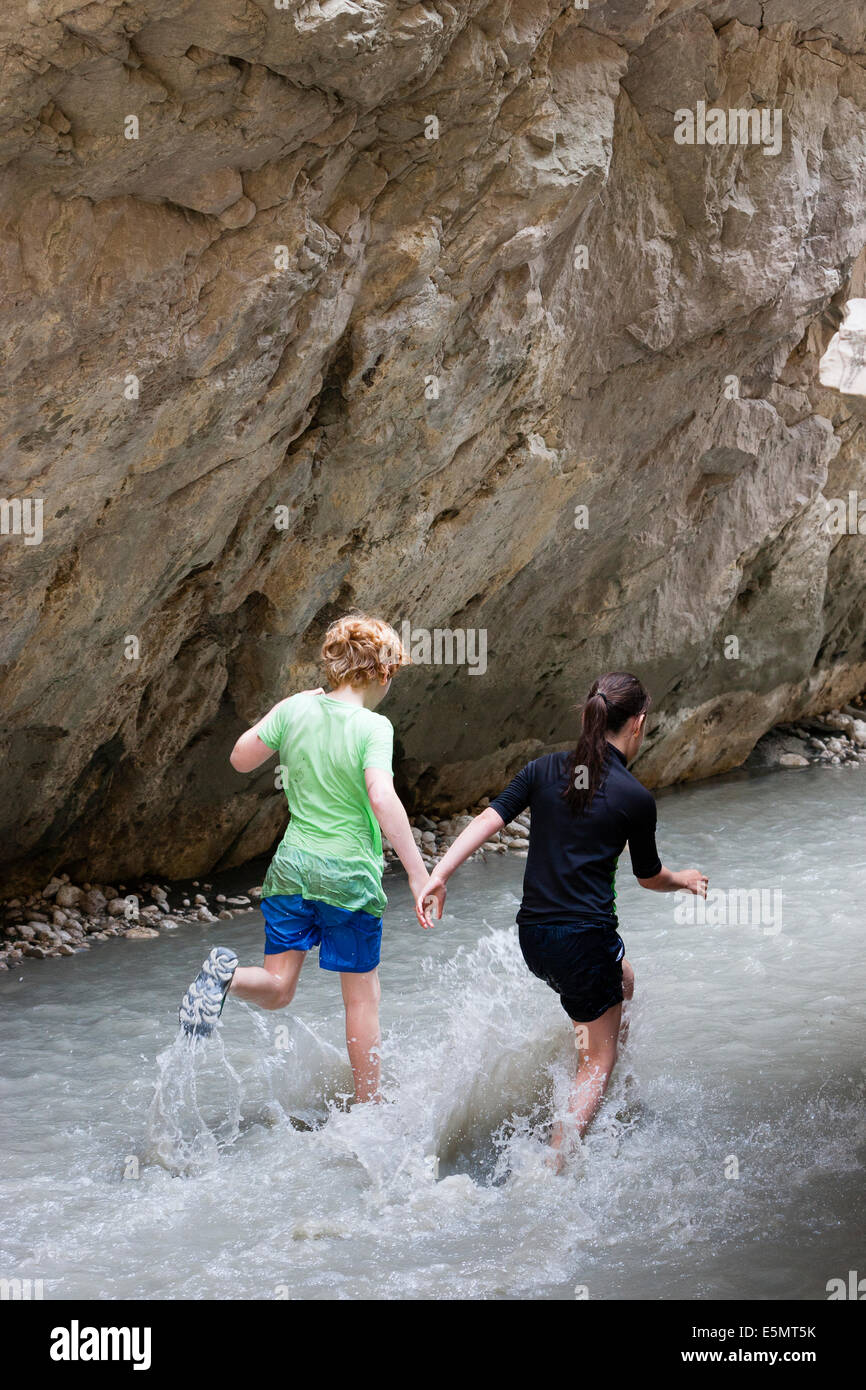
[{"left": 256, "top": 692, "right": 394, "bottom": 918}]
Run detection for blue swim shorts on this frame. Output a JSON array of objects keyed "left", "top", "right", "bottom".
[{"left": 260, "top": 894, "right": 382, "bottom": 974}]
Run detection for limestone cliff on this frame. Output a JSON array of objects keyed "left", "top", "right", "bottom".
[{"left": 1, "top": 1, "right": 866, "bottom": 889}]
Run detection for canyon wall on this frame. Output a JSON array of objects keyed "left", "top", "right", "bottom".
[{"left": 2, "top": 0, "right": 866, "bottom": 889}]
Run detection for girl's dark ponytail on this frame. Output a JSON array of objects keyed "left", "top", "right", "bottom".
[{"left": 564, "top": 673, "right": 650, "bottom": 812}]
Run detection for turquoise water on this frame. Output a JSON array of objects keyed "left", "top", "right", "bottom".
[{"left": 0, "top": 766, "right": 864, "bottom": 1299}]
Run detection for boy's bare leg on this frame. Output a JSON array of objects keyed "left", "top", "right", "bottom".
[
  {"left": 229, "top": 949, "right": 306, "bottom": 1010},
  {"left": 549, "top": 1002, "right": 622, "bottom": 1171},
  {"left": 340, "top": 968, "right": 382, "bottom": 1103}
]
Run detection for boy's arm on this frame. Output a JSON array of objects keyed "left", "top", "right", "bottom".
[
  {"left": 364, "top": 768, "right": 435, "bottom": 928},
  {"left": 229, "top": 689, "right": 323, "bottom": 773},
  {"left": 413, "top": 807, "right": 505, "bottom": 928}
]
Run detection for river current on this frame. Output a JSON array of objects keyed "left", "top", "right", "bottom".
[{"left": 1, "top": 765, "right": 863, "bottom": 1300}]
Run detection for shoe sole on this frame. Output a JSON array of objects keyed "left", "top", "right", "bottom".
[{"left": 179, "top": 947, "right": 238, "bottom": 1038}]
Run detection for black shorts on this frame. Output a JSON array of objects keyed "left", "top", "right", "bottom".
[{"left": 518, "top": 921, "right": 625, "bottom": 1023}]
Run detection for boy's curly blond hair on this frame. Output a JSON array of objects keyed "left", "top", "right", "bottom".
[{"left": 321, "top": 613, "right": 409, "bottom": 689}]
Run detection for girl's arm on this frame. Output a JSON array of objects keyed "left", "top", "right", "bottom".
[
  {"left": 413, "top": 806, "right": 505, "bottom": 928},
  {"left": 229, "top": 689, "right": 324, "bottom": 772},
  {"left": 638, "top": 866, "right": 707, "bottom": 896}
]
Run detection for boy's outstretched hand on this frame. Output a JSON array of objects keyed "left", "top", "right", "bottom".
[{"left": 413, "top": 873, "right": 446, "bottom": 930}]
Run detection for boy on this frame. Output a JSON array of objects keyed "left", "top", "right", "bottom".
[{"left": 177, "top": 613, "right": 433, "bottom": 1103}]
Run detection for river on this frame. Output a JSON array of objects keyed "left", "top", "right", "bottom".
[{"left": 1, "top": 765, "right": 863, "bottom": 1300}]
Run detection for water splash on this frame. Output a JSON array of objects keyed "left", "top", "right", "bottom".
[
  {"left": 144, "top": 1030, "right": 244, "bottom": 1175},
  {"left": 143, "top": 1002, "right": 354, "bottom": 1175},
  {"left": 315, "top": 927, "right": 587, "bottom": 1201}
]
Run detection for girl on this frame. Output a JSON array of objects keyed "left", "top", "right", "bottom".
[{"left": 415, "top": 673, "right": 708, "bottom": 1163}]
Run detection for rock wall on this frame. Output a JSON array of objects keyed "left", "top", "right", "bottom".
[{"left": 2, "top": 1, "right": 866, "bottom": 890}]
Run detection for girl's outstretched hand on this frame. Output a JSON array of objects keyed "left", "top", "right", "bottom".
[
  {"left": 414, "top": 873, "right": 446, "bottom": 929},
  {"left": 679, "top": 868, "right": 709, "bottom": 898}
]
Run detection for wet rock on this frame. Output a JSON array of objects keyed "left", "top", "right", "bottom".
[
  {"left": 746, "top": 732, "right": 816, "bottom": 769},
  {"left": 824, "top": 712, "right": 856, "bottom": 735},
  {"left": 123, "top": 926, "right": 159, "bottom": 939},
  {"left": 81, "top": 889, "right": 107, "bottom": 916},
  {"left": 55, "top": 885, "right": 83, "bottom": 909},
  {"left": 779, "top": 753, "right": 810, "bottom": 768}
]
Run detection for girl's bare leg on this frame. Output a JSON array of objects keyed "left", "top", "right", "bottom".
[
  {"left": 549, "top": 1001, "right": 623, "bottom": 1170},
  {"left": 618, "top": 958, "right": 635, "bottom": 1050}
]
